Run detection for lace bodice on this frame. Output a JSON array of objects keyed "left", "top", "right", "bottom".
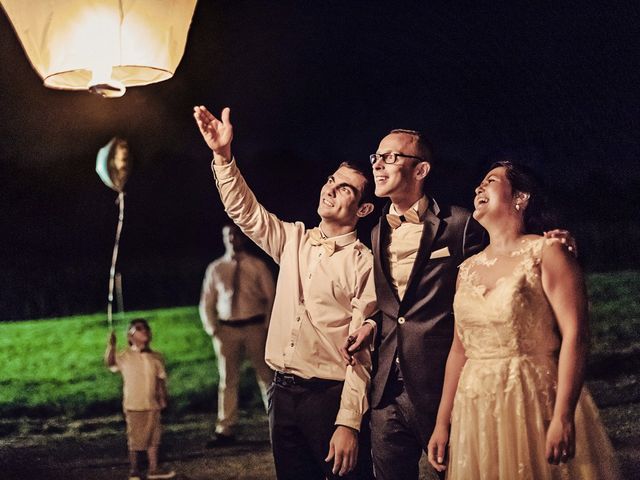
[{"left": 454, "top": 237, "right": 560, "bottom": 360}]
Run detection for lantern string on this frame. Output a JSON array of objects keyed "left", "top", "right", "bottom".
[{"left": 107, "top": 191, "right": 125, "bottom": 330}]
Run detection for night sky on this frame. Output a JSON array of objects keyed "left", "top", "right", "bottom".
[{"left": 1, "top": 2, "right": 638, "bottom": 321}]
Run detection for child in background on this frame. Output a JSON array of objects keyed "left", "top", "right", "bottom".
[{"left": 105, "top": 318, "right": 175, "bottom": 480}]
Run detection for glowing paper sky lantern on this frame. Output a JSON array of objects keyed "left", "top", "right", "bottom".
[{"left": 1, "top": 0, "right": 197, "bottom": 97}]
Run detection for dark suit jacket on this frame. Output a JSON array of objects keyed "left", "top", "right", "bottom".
[{"left": 370, "top": 197, "right": 485, "bottom": 440}]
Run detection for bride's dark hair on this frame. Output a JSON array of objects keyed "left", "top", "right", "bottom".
[{"left": 489, "top": 160, "right": 556, "bottom": 235}]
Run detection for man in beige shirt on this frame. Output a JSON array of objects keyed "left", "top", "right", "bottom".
[
  {"left": 200, "top": 223, "right": 275, "bottom": 446},
  {"left": 194, "top": 106, "right": 377, "bottom": 480}
]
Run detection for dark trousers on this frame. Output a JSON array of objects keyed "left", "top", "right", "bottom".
[
  {"left": 267, "top": 379, "right": 374, "bottom": 480},
  {"left": 370, "top": 377, "right": 443, "bottom": 480}
]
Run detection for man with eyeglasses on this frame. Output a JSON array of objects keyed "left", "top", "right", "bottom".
[
  {"left": 341, "top": 129, "right": 485, "bottom": 480},
  {"left": 193, "top": 105, "right": 377, "bottom": 480},
  {"left": 342, "top": 130, "right": 576, "bottom": 479}
]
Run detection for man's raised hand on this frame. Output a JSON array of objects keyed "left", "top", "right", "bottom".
[{"left": 193, "top": 106, "right": 233, "bottom": 162}]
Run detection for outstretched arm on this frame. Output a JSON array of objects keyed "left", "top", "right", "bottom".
[
  {"left": 194, "top": 105, "right": 289, "bottom": 261},
  {"left": 104, "top": 331, "right": 117, "bottom": 368},
  {"left": 193, "top": 106, "right": 233, "bottom": 164},
  {"left": 541, "top": 240, "right": 589, "bottom": 464}
]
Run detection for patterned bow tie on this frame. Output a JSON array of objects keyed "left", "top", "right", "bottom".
[
  {"left": 386, "top": 208, "right": 421, "bottom": 229},
  {"left": 308, "top": 228, "right": 336, "bottom": 256}
]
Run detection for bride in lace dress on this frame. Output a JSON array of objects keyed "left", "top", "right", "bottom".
[{"left": 426, "top": 161, "right": 620, "bottom": 479}]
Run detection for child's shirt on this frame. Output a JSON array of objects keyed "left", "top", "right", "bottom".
[{"left": 110, "top": 346, "right": 167, "bottom": 411}]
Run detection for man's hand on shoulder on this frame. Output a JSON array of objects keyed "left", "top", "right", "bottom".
[
  {"left": 544, "top": 229, "right": 578, "bottom": 257},
  {"left": 325, "top": 425, "right": 358, "bottom": 476}
]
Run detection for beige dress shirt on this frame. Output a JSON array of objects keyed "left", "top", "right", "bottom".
[
  {"left": 385, "top": 196, "right": 429, "bottom": 300},
  {"left": 199, "top": 252, "right": 275, "bottom": 335},
  {"left": 111, "top": 347, "right": 167, "bottom": 411},
  {"left": 212, "top": 160, "right": 377, "bottom": 430}
]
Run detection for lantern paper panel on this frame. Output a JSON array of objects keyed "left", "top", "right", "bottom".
[{"left": 1, "top": 0, "right": 197, "bottom": 93}]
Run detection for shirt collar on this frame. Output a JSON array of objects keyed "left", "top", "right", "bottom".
[
  {"left": 130, "top": 344, "right": 151, "bottom": 353},
  {"left": 389, "top": 195, "right": 429, "bottom": 221},
  {"left": 314, "top": 227, "right": 357, "bottom": 248}
]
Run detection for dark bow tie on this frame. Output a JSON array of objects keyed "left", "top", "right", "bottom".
[{"left": 386, "top": 208, "right": 421, "bottom": 229}]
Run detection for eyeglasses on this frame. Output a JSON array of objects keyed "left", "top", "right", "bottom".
[{"left": 369, "top": 152, "right": 425, "bottom": 165}]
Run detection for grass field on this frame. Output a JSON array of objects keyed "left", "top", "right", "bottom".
[
  {"left": 587, "top": 271, "right": 640, "bottom": 352},
  {"left": 1, "top": 271, "right": 639, "bottom": 419},
  {"left": 0, "top": 306, "right": 264, "bottom": 418}
]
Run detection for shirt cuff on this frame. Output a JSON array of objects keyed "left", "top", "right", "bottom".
[
  {"left": 335, "top": 409, "right": 362, "bottom": 432},
  {"left": 211, "top": 157, "right": 236, "bottom": 178},
  {"left": 363, "top": 318, "right": 377, "bottom": 352}
]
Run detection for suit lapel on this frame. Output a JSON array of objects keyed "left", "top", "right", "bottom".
[
  {"left": 402, "top": 204, "right": 441, "bottom": 305},
  {"left": 373, "top": 208, "right": 401, "bottom": 309}
]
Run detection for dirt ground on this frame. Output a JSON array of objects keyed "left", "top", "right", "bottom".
[
  {"left": 0, "top": 411, "right": 274, "bottom": 480},
  {"left": 1, "top": 403, "right": 638, "bottom": 480}
]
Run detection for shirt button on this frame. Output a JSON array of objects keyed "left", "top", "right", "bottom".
[
  {"left": 290, "top": 342, "right": 294, "bottom": 347},
  {"left": 398, "top": 317, "right": 405, "bottom": 325},
  {"left": 296, "top": 317, "right": 301, "bottom": 322}
]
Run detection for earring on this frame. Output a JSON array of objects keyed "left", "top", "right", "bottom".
[{"left": 515, "top": 203, "right": 521, "bottom": 211}]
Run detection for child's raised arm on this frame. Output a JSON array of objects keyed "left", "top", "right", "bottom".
[{"left": 104, "top": 331, "right": 117, "bottom": 368}]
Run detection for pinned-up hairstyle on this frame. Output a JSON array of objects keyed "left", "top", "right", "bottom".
[{"left": 489, "top": 160, "right": 555, "bottom": 234}]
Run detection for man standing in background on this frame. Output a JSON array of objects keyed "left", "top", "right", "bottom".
[{"left": 199, "top": 223, "right": 275, "bottom": 447}]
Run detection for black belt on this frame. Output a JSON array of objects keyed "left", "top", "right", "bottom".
[
  {"left": 273, "top": 371, "right": 342, "bottom": 389},
  {"left": 219, "top": 314, "right": 265, "bottom": 327}
]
